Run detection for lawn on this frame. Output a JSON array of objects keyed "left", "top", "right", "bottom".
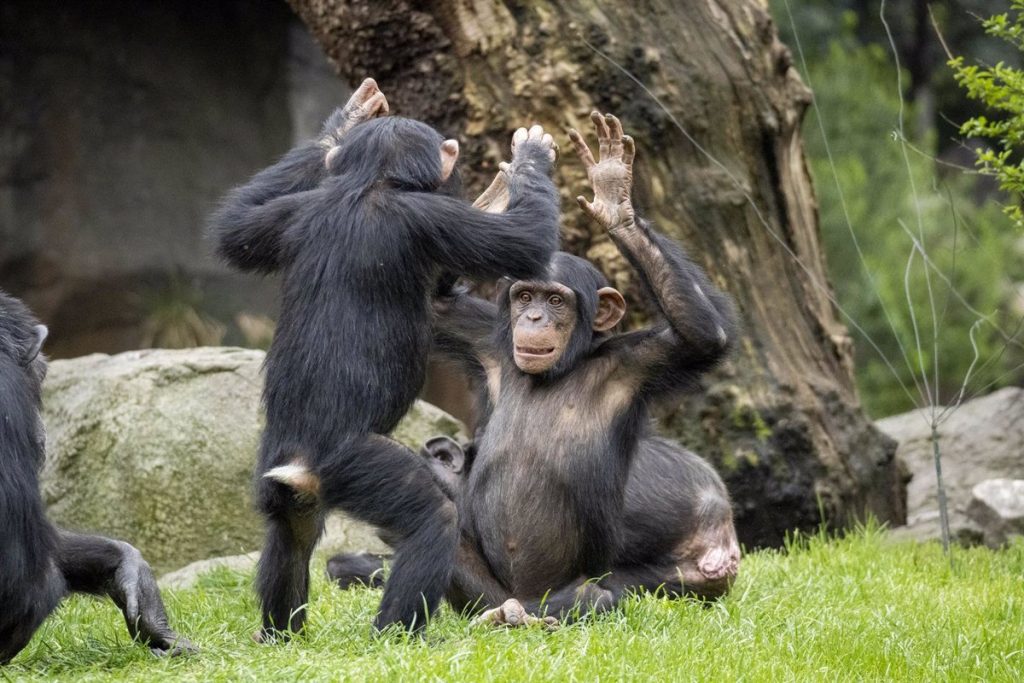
[{"left": 6, "top": 527, "right": 1022, "bottom": 682}]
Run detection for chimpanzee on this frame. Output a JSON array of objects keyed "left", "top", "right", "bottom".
[
  {"left": 330, "top": 432, "right": 737, "bottom": 623},
  {"left": 328, "top": 111, "right": 740, "bottom": 624},
  {"left": 209, "top": 79, "right": 561, "bottom": 637},
  {"left": 0, "top": 291, "right": 192, "bottom": 663}
]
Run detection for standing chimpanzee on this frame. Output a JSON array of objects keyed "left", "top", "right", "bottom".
[
  {"left": 0, "top": 291, "right": 192, "bottom": 663},
  {"left": 328, "top": 111, "right": 740, "bottom": 624},
  {"left": 209, "top": 79, "right": 561, "bottom": 638}
]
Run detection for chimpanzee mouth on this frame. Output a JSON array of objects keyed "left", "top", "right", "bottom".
[{"left": 514, "top": 345, "right": 556, "bottom": 357}]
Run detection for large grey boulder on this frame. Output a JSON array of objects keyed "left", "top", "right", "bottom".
[
  {"left": 967, "top": 479, "right": 1024, "bottom": 548},
  {"left": 41, "top": 347, "right": 466, "bottom": 573},
  {"left": 876, "top": 387, "right": 1024, "bottom": 544}
]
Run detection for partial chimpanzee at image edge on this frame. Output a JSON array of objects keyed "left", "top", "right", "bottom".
[
  {"left": 0, "top": 291, "right": 193, "bottom": 664},
  {"left": 209, "top": 79, "right": 562, "bottom": 638},
  {"left": 329, "top": 112, "right": 741, "bottom": 625}
]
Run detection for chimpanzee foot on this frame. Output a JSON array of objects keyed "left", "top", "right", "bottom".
[
  {"left": 472, "top": 599, "right": 559, "bottom": 629},
  {"left": 252, "top": 628, "right": 294, "bottom": 645},
  {"left": 696, "top": 543, "right": 740, "bottom": 581},
  {"left": 111, "top": 543, "right": 197, "bottom": 656}
]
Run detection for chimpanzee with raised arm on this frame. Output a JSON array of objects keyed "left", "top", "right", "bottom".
[
  {"left": 330, "top": 111, "right": 740, "bottom": 624},
  {"left": 210, "top": 79, "right": 561, "bottom": 638}
]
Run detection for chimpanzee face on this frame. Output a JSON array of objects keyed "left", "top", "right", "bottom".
[{"left": 509, "top": 280, "right": 579, "bottom": 374}]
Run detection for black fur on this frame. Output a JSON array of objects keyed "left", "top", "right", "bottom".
[
  {"left": 0, "top": 291, "right": 190, "bottom": 663},
  {"left": 210, "top": 113, "right": 560, "bottom": 634},
  {"left": 408, "top": 213, "right": 740, "bottom": 620}
]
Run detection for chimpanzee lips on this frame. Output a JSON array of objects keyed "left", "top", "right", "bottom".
[{"left": 515, "top": 345, "right": 555, "bottom": 356}]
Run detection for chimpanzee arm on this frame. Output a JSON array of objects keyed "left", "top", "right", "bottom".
[
  {"left": 609, "top": 218, "right": 735, "bottom": 386},
  {"left": 432, "top": 285, "right": 499, "bottom": 376},
  {"left": 210, "top": 78, "right": 389, "bottom": 273},
  {"left": 56, "top": 530, "right": 195, "bottom": 655},
  {"left": 410, "top": 139, "right": 561, "bottom": 282},
  {"left": 571, "top": 112, "right": 734, "bottom": 395}
]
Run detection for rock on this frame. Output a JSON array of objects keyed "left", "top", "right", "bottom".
[
  {"left": 967, "top": 479, "right": 1024, "bottom": 548},
  {"left": 42, "top": 347, "right": 466, "bottom": 573},
  {"left": 876, "top": 387, "right": 1024, "bottom": 545},
  {"left": 159, "top": 553, "right": 260, "bottom": 590}
]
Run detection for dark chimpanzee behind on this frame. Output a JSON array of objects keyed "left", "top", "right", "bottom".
[
  {"left": 329, "top": 111, "right": 740, "bottom": 625},
  {"left": 0, "top": 291, "right": 191, "bottom": 664},
  {"left": 209, "top": 80, "right": 561, "bottom": 637}
]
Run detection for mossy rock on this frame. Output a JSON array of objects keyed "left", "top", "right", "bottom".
[{"left": 41, "top": 347, "right": 465, "bottom": 573}]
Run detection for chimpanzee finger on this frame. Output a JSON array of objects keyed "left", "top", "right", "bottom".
[
  {"left": 512, "top": 127, "right": 529, "bottom": 150},
  {"left": 498, "top": 161, "right": 511, "bottom": 175},
  {"left": 362, "top": 92, "right": 389, "bottom": 118},
  {"left": 576, "top": 195, "right": 598, "bottom": 221},
  {"left": 568, "top": 129, "right": 597, "bottom": 169},
  {"left": 528, "top": 124, "right": 545, "bottom": 141},
  {"left": 541, "top": 133, "right": 557, "bottom": 161},
  {"left": 607, "top": 115, "right": 624, "bottom": 157},
  {"left": 592, "top": 111, "right": 610, "bottom": 159},
  {"left": 350, "top": 77, "right": 379, "bottom": 106},
  {"left": 622, "top": 135, "right": 636, "bottom": 168}
]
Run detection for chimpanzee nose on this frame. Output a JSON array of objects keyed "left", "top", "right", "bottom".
[{"left": 527, "top": 310, "right": 542, "bottom": 321}]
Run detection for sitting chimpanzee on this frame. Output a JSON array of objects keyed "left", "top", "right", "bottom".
[
  {"left": 209, "top": 79, "right": 561, "bottom": 637},
  {"left": 0, "top": 291, "right": 192, "bottom": 663},
  {"left": 328, "top": 111, "right": 741, "bottom": 624}
]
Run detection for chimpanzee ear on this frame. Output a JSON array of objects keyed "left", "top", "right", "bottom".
[
  {"left": 420, "top": 435, "right": 466, "bottom": 473},
  {"left": 23, "top": 324, "right": 48, "bottom": 365},
  {"left": 440, "top": 139, "right": 459, "bottom": 181},
  {"left": 593, "top": 287, "right": 626, "bottom": 332}
]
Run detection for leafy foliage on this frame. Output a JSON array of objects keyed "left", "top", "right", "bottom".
[{"left": 953, "top": 0, "right": 1024, "bottom": 230}]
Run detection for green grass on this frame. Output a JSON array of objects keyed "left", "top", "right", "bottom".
[{"left": 6, "top": 527, "right": 1023, "bottom": 682}]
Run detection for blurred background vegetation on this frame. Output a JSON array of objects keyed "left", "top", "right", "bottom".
[{"left": 770, "top": 0, "right": 1024, "bottom": 417}]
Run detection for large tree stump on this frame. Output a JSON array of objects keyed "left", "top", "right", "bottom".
[{"left": 287, "top": 0, "right": 906, "bottom": 546}]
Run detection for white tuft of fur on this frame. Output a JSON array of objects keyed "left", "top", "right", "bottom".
[{"left": 263, "top": 463, "right": 310, "bottom": 485}]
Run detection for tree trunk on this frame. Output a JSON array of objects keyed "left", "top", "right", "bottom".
[{"left": 287, "top": 0, "right": 906, "bottom": 547}]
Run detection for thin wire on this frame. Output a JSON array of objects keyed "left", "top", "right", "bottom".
[
  {"left": 782, "top": 0, "right": 929, "bottom": 407},
  {"left": 881, "top": 0, "right": 940, "bottom": 416},
  {"left": 937, "top": 319, "right": 985, "bottom": 424}
]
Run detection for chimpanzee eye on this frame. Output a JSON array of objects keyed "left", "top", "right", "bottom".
[
  {"left": 548, "top": 295, "right": 563, "bottom": 307},
  {"left": 518, "top": 291, "right": 532, "bottom": 304}
]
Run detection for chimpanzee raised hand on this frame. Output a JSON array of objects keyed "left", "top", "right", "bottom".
[
  {"left": 210, "top": 79, "right": 561, "bottom": 638},
  {"left": 330, "top": 112, "right": 740, "bottom": 625},
  {"left": 0, "top": 292, "right": 193, "bottom": 664}
]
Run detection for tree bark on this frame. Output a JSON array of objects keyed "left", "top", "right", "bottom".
[{"left": 287, "top": 0, "right": 906, "bottom": 547}]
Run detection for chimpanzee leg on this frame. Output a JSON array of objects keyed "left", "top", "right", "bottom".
[
  {"left": 326, "top": 521, "right": 508, "bottom": 616},
  {"left": 56, "top": 530, "right": 194, "bottom": 655},
  {"left": 317, "top": 434, "right": 458, "bottom": 632},
  {"left": 483, "top": 541, "right": 739, "bottom": 629},
  {"left": 326, "top": 553, "right": 388, "bottom": 590},
  {"left": 0, "top": 562, "right": 63, "bottom": 665},
  {"left": 255, "top": 481, "right": 324, "bottom": 639},
  {"left": 445, "top": 534, "right": 515, "bottom": 615}
]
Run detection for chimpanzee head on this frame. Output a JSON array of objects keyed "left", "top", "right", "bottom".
[
  {"left": 500, "top": 252, "right": 626, "bottom": 378},
  {"left": 0, "top": 291, "right": 49, "bottom": 392},
  {"left": 325, "top": 116, "right": 462, "bottom": 196}
]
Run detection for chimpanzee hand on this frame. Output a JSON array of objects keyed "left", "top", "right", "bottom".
[
  {"left": 109, "top": 543, "right": 196, "bottom": 657},
  {"left": 473, "top": 161, "right": 512, "bottom": 214},
  {"left": 569, "top": 111, "right": 636, "bottom": 230},
  {"left": 320, "top": 77, "right": 390, "bottom": 148},
  {"left": 511, "top": 125, "right": 558, "bottom": 164}
]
